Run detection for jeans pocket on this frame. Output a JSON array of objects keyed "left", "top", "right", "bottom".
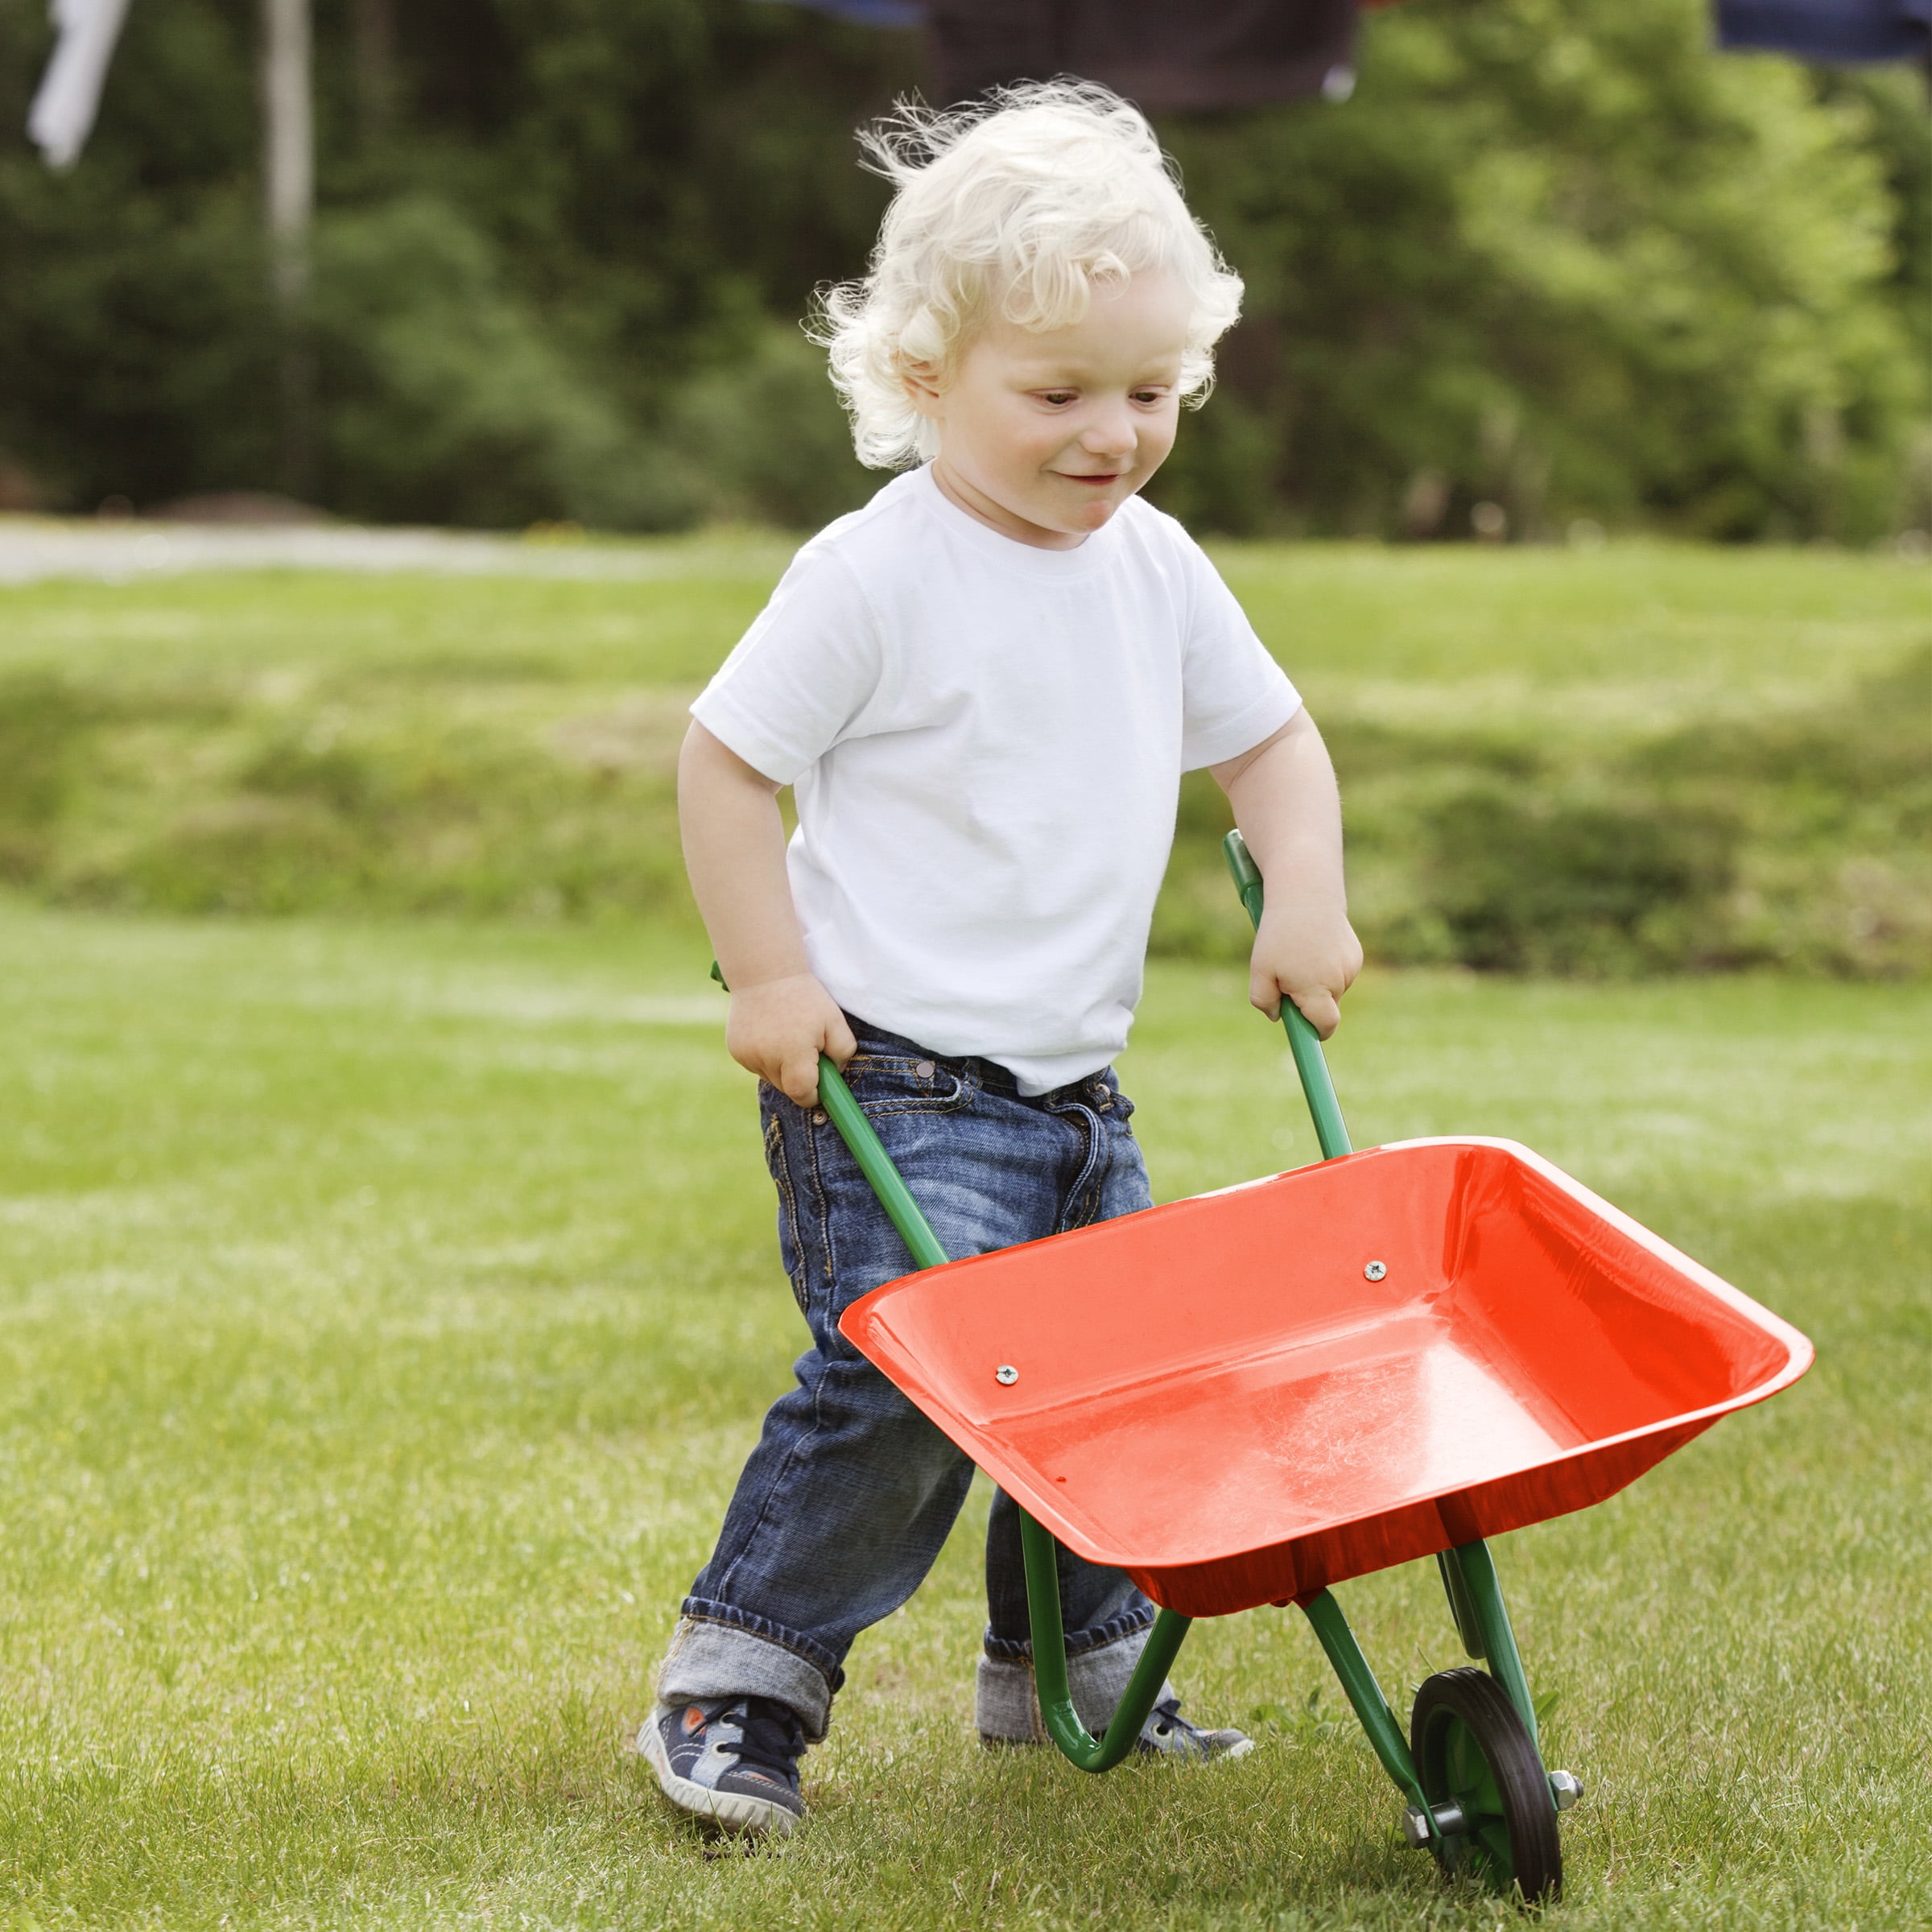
[
  {"left": 840, "top": 1051, "right": 973, "bottom": 1118},
  {"left": 762, "top": 1111, "right": 811, "bottom": 1316}
]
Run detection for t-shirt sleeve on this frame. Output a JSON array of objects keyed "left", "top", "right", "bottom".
[
  {"left": 1175, "top": 538, "right": 1301, "bottom": 770},
  {"left": 688, "top": 543, "right": 884, "bottom": 787}
]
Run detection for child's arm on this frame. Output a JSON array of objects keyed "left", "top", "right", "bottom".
[
  {"left": 679, "top": 720, "right": 856, "bottom": 1107},
  {"left": 1210, "top": 709, "right": 1362, "bottom": 1039}
]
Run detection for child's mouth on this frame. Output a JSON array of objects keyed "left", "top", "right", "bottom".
[{"left": 1061, "top": 473, "right": 1121, "bottom": 486}]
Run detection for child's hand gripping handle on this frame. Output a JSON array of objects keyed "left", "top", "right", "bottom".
[
  {"left": 706, "top": 958, "right": 952, "bottom": 1270},
  {"left": 1223, "top": 830, "right": 1353, "bottom": 1161}
]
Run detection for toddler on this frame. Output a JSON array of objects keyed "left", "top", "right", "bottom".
[{"left": 644, "top": 81, "right": 1360, "bottom": 1835}]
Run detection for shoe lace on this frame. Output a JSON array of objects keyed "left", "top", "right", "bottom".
[
  {"left": 1147, "top": 1696, "right": 1193, "bottom": 1740},
  {"left": 726, "top": 1696, "right": 805, "bottom": 1786}
]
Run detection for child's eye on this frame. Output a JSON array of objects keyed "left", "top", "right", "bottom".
[
  {"left": 1131, "top": 389, "right": 1168, "bottom": 405},
  {"left": 1038, "top": 391, "right": 1077, "bottom": 407}
]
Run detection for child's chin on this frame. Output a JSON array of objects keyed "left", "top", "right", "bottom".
[{"left": 1058, "top": 488, "right": 1117, "bottom": 518}]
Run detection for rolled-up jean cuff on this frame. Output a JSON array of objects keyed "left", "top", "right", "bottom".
[
  {"left": 980, "top": 1600, "right": 1155, "bottom": 1665},
  {"left": 980, "top": 1620, "right": 1174, "bottom": 1736},
  {"left": 657, "top": 1608, "right": 844, "bottom": 1740}
]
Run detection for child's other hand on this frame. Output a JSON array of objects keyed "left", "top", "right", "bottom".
[
  {"left": 1249, "top": 903, "right": 1363, "bottom": 1041},
  {"left": 727, "top": 973, "right": 857, "bottom": 1108}
]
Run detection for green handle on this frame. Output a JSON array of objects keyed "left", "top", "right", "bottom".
[
  {"left": 706, "top": 965, "right": 1189, "bottom": 1768},
  {"left": 706, "top": 959, "right": 949, "bottom": 1269},
  {"left": 817, "top": 1051, "right": 1187, "bottom": 1766},
  {"left": 705, "top": 968, "right": 1190, "bottom": 1768},
  {"left": 1222, "top": 830, "right": 1352, "bottom": 1160},
  {"left": 815, "top": 1056, "right": 949, "bottom": 1271}
]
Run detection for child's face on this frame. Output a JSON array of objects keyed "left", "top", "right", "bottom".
[{"left": 908, "top": 272, "right": 1192, "bottom": 550}]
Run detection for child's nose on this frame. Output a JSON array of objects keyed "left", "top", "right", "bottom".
[{"left": 1080, "top": 407, "right": 1136, "bottom": 459}]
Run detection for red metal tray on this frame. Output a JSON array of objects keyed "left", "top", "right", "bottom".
[{"left": 841, "top": 1137, "right": 1812, "bottom": 1619}]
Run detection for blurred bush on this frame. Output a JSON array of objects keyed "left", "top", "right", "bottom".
[
  {"left": 0, "top": 673, "right": 98, "bottom": 881},
  {"left": 2, "top": 645, "right": 1923, "bottom": 976},
  {"left": 1412, "top": 790, "right": 1740, "bottom": 975},
  {"left": 664, "top": 323, "right": 877, "bottom": 529},
  {"left": 1152, "top": 645, "right": 1932, "bottom": 977},
  {"left": 310, "top": 196, "right": 694, "bottom": 530},
  {"left": 1154, "top": 4, "right": 1930, "bottom": 545},
  {"left": 0, "top": 0, "right": 1923, "bottom": 539}
]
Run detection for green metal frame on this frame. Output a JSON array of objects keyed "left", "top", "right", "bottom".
[
  {"left": 811, "top": 1045, "right": 1190, "bottom": 1768},
  {"left": 1221, "top": 830, "right": 1547, "bottom": 1842},
  {"left": 1021, "top": 1513, "right": 1195, "bottom": 1771},
  {"left": 710, "top": 833, "right": 1550, "bottom": 1841}
]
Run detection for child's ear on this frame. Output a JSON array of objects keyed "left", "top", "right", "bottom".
[{"left": 899, "top": 358, "right": 945, "bottom": 421}]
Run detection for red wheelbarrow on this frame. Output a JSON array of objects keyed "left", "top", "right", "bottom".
[{"left": 810, "top": 832, "right": 1812, "bottom": 1901}]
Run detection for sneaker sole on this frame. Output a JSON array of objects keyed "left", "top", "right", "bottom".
[
  {"left": 1143, "top": 1732, "right": 1257, "bottom": 1763},
  {"left": 638, "top": 1719, "right": 801, "bottom": 1837},
  {"left": 978, "top": 1731, "right": 1257, "bottom": 1761}
]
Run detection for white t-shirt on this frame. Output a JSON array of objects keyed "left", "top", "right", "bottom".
[{"left": 691, "top": 465, "right": 1300, "bottom": 1093}]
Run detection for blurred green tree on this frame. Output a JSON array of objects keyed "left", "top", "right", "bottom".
[
  {"left": 1153, "top": 0, "right": 1928, "bottom": 541},
  {"left": 0, "top": 0, "right": 1921, "bottom": 536}
]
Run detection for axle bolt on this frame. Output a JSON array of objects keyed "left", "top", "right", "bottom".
[{"left": 1402, "top": 1801, "right": 1466, "bottom": 1847}]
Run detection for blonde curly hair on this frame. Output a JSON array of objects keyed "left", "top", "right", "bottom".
[{"left": 813, "top": 81, "right": 1245, "bottom": 470}]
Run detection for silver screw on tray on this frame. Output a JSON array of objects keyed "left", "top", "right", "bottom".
[
  {"left": 995, "top": 1364, "right": 1019, "bottom": 1385},
  {"left": 1364, "top": 1260, "right": 1388, "bottom": 1281}
]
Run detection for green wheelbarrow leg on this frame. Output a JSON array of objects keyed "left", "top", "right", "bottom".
[
  {"left": 1298, "top": 1591, "right": 1436, "bottom": 1831},
  {"left": 1436, "top": 1547, "right": 1487, "bottom": 1660},
  {"left": 1444, "top": 1539, "right": 1539, "bottom": 1748},
  {"left": 815, "top": 1047, "right": 1194, "bottom": 1774},
  {"left": 1020, "top": 1511, "right": 1194, "bottom": 1773}
]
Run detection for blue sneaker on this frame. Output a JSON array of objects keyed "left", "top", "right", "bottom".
[
  {"left": 1138, "top": 1695, "right": 1253, "bottom": 1762},
  {"left": 975, "top": 1656, "right": 1251, "bottom": 1760},
  {"left": 639, "top": 1696, "right": 807, "bottom": 1835}
]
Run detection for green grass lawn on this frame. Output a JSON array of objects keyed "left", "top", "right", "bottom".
[
  {"left": 2, "top": 903, "right": 1926, "bottom": 1929},
  {"left": 4, "top": 540, "right": 1921, "bottom": 700}
]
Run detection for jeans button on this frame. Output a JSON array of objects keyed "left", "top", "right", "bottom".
[
  {"left": 914, "top": 1060, "right": 935, "bottom": 1080},
  {"left": 811, "top": 1109, "right": 828, "bottom": 1125}
]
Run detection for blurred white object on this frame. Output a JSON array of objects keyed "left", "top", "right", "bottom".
[
  {"left": 27, "top": 0, "right": 133, "bottom": 169},
  {"left": 262, "top": 0, "right": 312, "bottom": 301},
  {"left": 0, "top": 517, "right": 731, "bottom": 585}
]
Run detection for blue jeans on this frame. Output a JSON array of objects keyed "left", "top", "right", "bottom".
[{"left": 658, "top": 1019, "right": 1159, "bottom": 1739}]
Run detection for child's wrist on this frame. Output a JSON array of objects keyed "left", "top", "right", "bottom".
[{"left": 723, "top": 963, "right": 816, "bottom": 996}]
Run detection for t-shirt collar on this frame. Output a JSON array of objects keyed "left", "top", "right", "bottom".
[{"left": 909, "top": 463, "right": 1126, "bottom": 580}]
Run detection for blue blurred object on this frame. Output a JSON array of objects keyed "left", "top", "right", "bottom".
[
  {"left": 1716, "top": 0, "right": 1930, "bottom": 61},
  {"left": 927, "top": 0, "right": 1357, "bottom": 109},
  {"left": 755, "top": 0, "right": 1362, "bottom": 111},
  {"left": 755, "top": 0, "right": 927, "bottom": 27}
]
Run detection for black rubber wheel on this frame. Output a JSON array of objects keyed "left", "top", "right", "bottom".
[{"left": 1410, "top": 1667, "right": 1563, "bottom": 1904}]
